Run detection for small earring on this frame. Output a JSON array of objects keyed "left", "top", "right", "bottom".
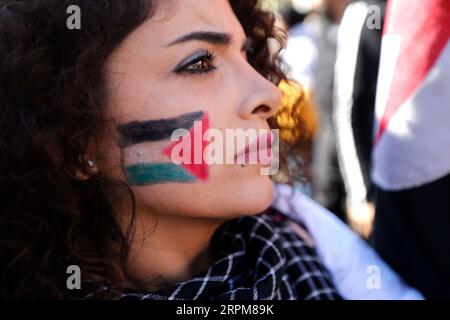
[{"left": 88, "top": 160, "right": 95, "bottom": 167}]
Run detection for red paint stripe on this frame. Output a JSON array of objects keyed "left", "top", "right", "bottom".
[
  {"left": 163, "top": 112, "right": 210, "bottom": 181},
  {"left": 376, "top": 0, "right": 450, "bottom": 141}
]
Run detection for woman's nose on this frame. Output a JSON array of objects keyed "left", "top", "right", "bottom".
[{"left": 237, "top": 66, "right": 282, "bottom": 121}]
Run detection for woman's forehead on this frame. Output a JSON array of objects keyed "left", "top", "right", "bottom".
[{"left": 130, "top": 0, "right": 246, "bottom": 49}]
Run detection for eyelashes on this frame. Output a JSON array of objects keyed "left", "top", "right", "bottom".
[
  {"left": 173, "top": 43, "right": 255, "bottom": 77},
  {"left": 173, "top": 50, "right": 217, "bottom": 75}
]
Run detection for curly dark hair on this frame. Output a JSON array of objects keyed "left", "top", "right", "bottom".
[{"left": 0, "top": 0, "right": 306, "bottom": 299}]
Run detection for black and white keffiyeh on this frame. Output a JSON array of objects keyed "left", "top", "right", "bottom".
[{"left": 86, "top": 209, "right": 342, "bottom": 300}]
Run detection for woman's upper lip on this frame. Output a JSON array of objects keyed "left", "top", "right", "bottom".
[{"left": 234, "top": 132, "right": 272, "bottom": 159}]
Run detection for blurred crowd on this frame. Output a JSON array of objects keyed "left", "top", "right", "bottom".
[
  {"left": 274, "top": 0, "right": 450, "bottom": 299},
  {"left": 276, "top": 0, "right": 376, "bottom": 236}
]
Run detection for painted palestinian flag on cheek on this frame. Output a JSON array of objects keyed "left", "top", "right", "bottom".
[
  {"left": 162, "top": 114, "right": 210, "bottom": 181},
  {"left": 117, "top": 111, "right": 210, "bottom": 186}
]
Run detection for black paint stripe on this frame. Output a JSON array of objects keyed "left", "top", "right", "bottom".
[{"left": 117, "top": 111, "right": 204, "bottom": 147}]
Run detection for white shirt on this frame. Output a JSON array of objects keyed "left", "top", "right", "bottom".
[{"left": 272, "top": 183, "right": 424, "bottom": 300}]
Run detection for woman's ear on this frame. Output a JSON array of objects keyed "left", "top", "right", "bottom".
[
  {"left": 75, "top": 138, "right": 100, "bottom": 181},
  {"left": 87, "top": 159, "right": 99, "bottom": 170},
  {"left": 74, "top": 157, "right": 99, "bottom": 181}
]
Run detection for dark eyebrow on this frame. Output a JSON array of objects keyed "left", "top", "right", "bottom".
[{"left": 167, "top": 31, "right": 232, "bottom": 47}]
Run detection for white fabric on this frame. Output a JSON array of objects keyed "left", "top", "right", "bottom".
[
  {"left": 372, "top": 41, "right": 450, "bottom": 190},
  {"left": 272, "top": 183, "right": 424, "bottom": 300}
]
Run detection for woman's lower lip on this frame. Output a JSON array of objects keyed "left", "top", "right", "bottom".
[
  {"left": 233, "top": 132, "right": 273, "bottom": 160},
  {"left": 237, "top": 147, "right": 272, "bottom": 164}
]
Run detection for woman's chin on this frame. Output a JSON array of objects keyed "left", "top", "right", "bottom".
[{"left": 234, "top": 175, "right": 274, "bottom": 215}]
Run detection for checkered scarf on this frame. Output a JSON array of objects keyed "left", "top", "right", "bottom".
[{"left": 85, "top": 209, "right": 342, "bottom": 300}]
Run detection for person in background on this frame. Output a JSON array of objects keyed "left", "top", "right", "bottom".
[
  {"left": 310, "top": 0, "right": 351, "bottom": 222},
  {"left": 333, "top": 0, "right": 386, "bottom": 238},
  {"left": 279, "top": 1, "right": 321, "bottom": 195},
  {"left": 281, "top": 0, "right": 321, "bottom": 91}
]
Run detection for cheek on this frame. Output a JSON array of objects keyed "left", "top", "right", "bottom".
[
  {"left": 112, "top": 107, "right": 274, "bottom": 217},
  {"left": 211, "top": 165, "right": 274, "bottom": 213},
  {"left": 132, "top": 174, "right": 273, "bottom": 218},
  {"left": 118, "top": 111, "right": 211, "bottom": 186}
]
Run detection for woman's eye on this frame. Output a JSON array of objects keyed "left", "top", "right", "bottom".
[
  {"left": 185, "top": 58, "right": 214, "bottom": 73},
  {"left": 174, "top": 51, "right": 216, "bottom": 75}
]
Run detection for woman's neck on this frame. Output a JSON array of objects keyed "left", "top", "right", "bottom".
[{"left": 125, "top": 211, "right": 226, "bottom": 289}]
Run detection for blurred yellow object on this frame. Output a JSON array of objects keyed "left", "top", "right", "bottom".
[{"left": 275, "top": 79, "right": 318, "bottom": 145}]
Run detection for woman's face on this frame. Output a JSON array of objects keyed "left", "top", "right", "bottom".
[{"left": 102, "top": 0, "right": 282, "bottom": 220}]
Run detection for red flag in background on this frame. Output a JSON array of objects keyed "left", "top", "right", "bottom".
[
  {"left": 372, "top": 0, "right": 450, "bottom": 299},
  {"left": 372, "top": 0, "right": 450, "bottom": 190}
]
